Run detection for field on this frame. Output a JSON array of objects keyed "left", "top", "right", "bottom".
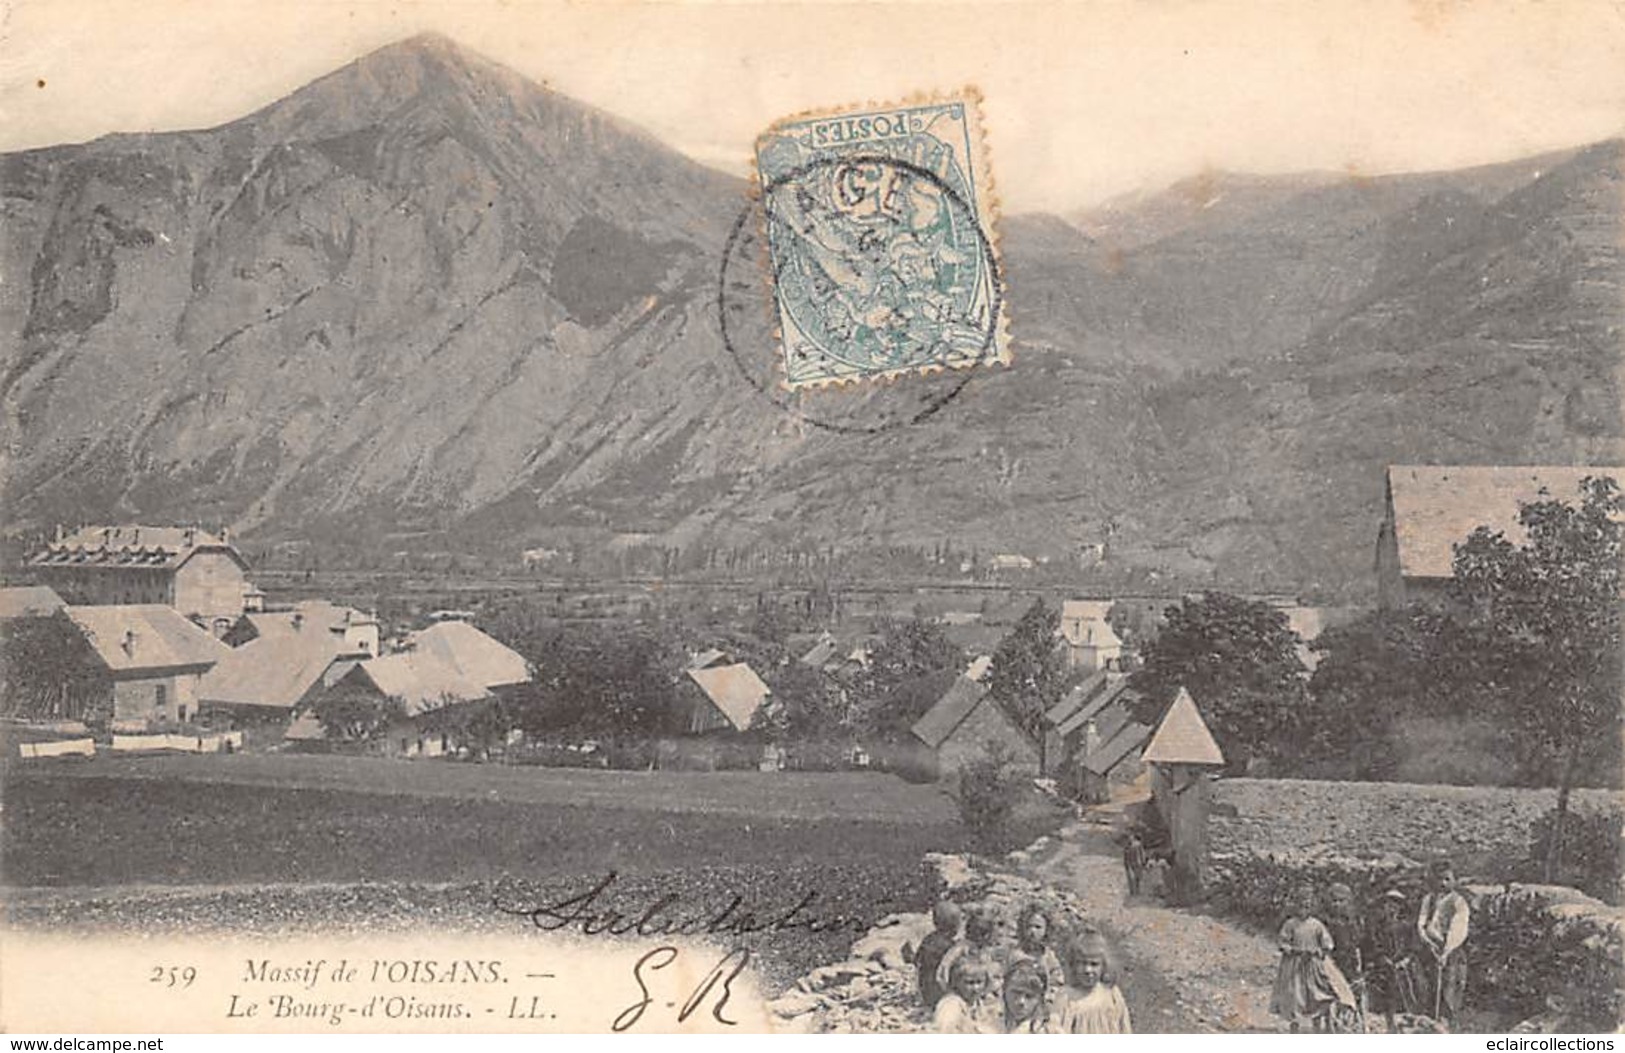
[{"left": 1, "top": 755, "right": 1020, "bottom": 992}]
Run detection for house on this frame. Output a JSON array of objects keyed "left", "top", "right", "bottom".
[
  {"left": 1058, "top": 599, "right": 1123, "bottom": 672},
  {"left": 1274, "top": 605, "right": 1364, "bottom": 670},
  {"left": 0, "top": 585, "right": 66, "bottom": 620},
  {"left": 64, "top": 605, "right": 230, "bottom": 727},
  {"left": 1042, "top": 670, "right": 1150, "bottom": 800},
  {"left": 31, "top": 525, "right": 252, "bottom": 632},
  {"left": 294, "top": 650, "right": 492, "bottom": 757},
  {"left": 1376, "top": 465, "right": 1621, "bottom": 608},
  {"left": 910, "top": 665, "right": 1041, "bottom": 779},
  {"left": 989, "top": 554, "right": 1035, "bottom": 572},
  {"left": 198, "top": 604, "right": 375, "bottom": 727},
  {"left": 402, "top": 620, "right": 532, "bottom": 693},
  {"left": 1142, "top": 687, "right": 1226, "bottom": 903},
  {"left": 683, "top": 663, "right": 771, "bottom": 734}
]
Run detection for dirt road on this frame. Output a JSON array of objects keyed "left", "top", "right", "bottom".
[{"left": 1023, "top": 817, "right": 1284, "bottom": 1033}]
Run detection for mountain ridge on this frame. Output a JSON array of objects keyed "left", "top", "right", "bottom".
[{"left": 2, "top": 36, "right": 1619, "bottom": 601}]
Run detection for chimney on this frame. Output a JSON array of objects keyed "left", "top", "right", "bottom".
[
  {"left": 132, "top": 527, "right": 140, "bottom": 545},
  {"left": 122, "top": 629, "right": 138, "bottom": 656},
  {"left": 53, "top": 523, "right": 64, "bottom": 544},
  {"left": 291, "top": 612, "right": 304, "bottom": 631},
  {"left": 221, "top": 526, "right": 231, "bottom": 545}
]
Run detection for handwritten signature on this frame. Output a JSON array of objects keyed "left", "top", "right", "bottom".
[
  {"left": 494, "top": 872, "right": 879, "bottom": 938},
  {"left": 612, "top": 946, "right": 750, "bottom": 1032}
]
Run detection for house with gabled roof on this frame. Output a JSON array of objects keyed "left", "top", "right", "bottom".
[
  {"left": 910, "top": 662, "right": 1040, "bottom": 780},
  {"left": 404, "top": 620, "right": 532, "bottom": 693},
  {"left": 0, "top": 585, "right": 66, "bottom": 620},
  {"left": 65, "top": 604, "right": 230, "bottom": 727},
  {"left": 199, "top": 603, "right": 374, "bottom": 729},
  {"left": 1376, "top": 465, "right": 1621, "bottom": 608},
  {"left": 683, "top": 663, "right": 772, "bottom": 734},
  {"left": 289, "top": 649, "right": 493, "bottom": 757},
  {"left": 1143, "top": 686, "right": 1226, "bottom": 903},
  {"left": 1042, "top": 669, "right": 1151, "bottom": 800},
  {"left": 32, "top": 525, "right": 252, "bottom": 631}
]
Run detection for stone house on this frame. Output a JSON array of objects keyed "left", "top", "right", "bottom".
[
  {"left": 910, "top": 668, "right": 1041, "bottom": 779},
  {"left": 32, "top": 525, "right": 253, "bottom": 632},
  {"left": 65, "top": 604, "right": 230, "bottom": 726}
]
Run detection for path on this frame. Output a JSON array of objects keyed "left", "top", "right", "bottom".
[{"left": 1023, "top": 815, "right": 1283, "bottom": 1033}]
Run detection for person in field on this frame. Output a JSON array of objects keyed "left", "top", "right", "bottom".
[
  {"left": 1270, "top": 884, "right": 1358, "bottom": 1032},
  {"left": 1057, "top": 928, "right": 1133, "bottom": 1033},
  {"left": 999, "top": 959, "right": 1053, "bottom": 1033},
  {"left": 907, "top": 900, "right": 963, "bottom": 1009},
  {"left": 1372, "top": 886, "right": 1426, "bottom": 1024},
  {"left": 1416, "top": 861, "right": 1471, "bottom": 1025},
  {"left": 932, "top": 955, "right": 1000, "bottom": 1034},
  {"left": 1006, "top": 902, "right": 1068, "bottom": 1006}
]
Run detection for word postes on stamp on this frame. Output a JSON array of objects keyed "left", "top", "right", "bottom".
[{"left": 754, "top": 94, "right": 1009, "bottom": 390}]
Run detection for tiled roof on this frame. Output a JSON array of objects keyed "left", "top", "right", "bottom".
[
  {"left": 910, "top": 674, "right": 989, "bottom": 749},
  {"left": 1045, "top": 669, "right": 1110, "bottom": 725},
  {"left": 1141, "top": 687, "right": 1225, "bottom": 766},
  {"left": 685, "top": 663, "right": 771, "bottom": 732},
  {"left": 65, "top": 605, "right": 230, "bottom": 674},
  {"left": 1387, "top": 465, "right": 1620, "bottom": 580},
  {"left": 349, "top": 652, "right": 490, "bottom": 715},
  {"left": 405, "top": 621, "right": 531, "bottom": 690},
  {"left": 199, "top": 625, "right": 356, "bottom": 710},
  {"left": 0, "top": 585, "right": 66, "bottom": 619},
  {"left": 30, "top": 525, "right": 247, "bottom": 571},
  {"left": 1083, "top": 719, "right": 1154, "bottom": 776},
  {"left": 1055, "top": 677, "right": 1132, "bottom": 739}
]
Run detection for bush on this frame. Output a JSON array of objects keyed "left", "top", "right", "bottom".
[
  {"left": 1527, "top": 808, "right": 1623, "bottom": 904},
  {"left": 954, "top": 743, "right": 1026, "bottom": 852},
  {"left": 1470, "top": 889, "right": 1622, "bottom": 1031}
]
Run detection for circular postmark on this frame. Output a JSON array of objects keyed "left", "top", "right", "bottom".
[{"left": 716, "top": 152, "right": 1005, "bottom": 435}]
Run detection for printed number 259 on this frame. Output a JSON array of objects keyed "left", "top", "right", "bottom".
[{"left": 150, "top": 966, "right": 196, "bottom": 989}]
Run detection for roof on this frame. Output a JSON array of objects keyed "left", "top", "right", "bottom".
[
  {"left": 1141, "top": 687, "right": 1225, "bottom": 766},
  {"left": 1046, "top": 669, "right": 1110, "bottom": 725},
  {"left": 1061, "top": 599, "right": 1113, "bottom": 624},
  {"left": 244, "top": 601, "right": 363, "bottom": 637},
  {"left": 1055, "top": 677, "right": 1133, "bottom": 739},
  {"left": 199, "top": 623, "right": 356, "bottom": 710},
  {"left": 964, "top": 655, "right": 993, "bottom": 682},
  {"left": 406, "top": 621, "right": 531, "bottom": 690},
  {"left": 1083, "top": 719, "right": 1155, "bottom": 776},
  {"left": 0, "top": 585, "right": 66, "bottom": 619},
  {"left": 685, "top": 663, "right": 771, "bottom": 732},
  {"left": 1387, "top": 465, "right": 1621, "bottom": 579},
  {"left": 65, "top": 605, "right": 230, "bottom": 674},
  {"left": 910, "top": 674, "right": 990, "bottom": 749},
  {"left": 688, "top": 648, "right": 730, "bottom": 670},
  {"left": 798, "top": 632, "right": 839, "bottom": 668},
  {"left": 1277, "top": 606, "right": 1362, "bottom": 643},
  {"left": 31, "top": 525, "right": 248, "bottom": 572},
  {"left": 1063, "top": 618, "right": 1122, "bottom": 650},
  {"left": 348, "top": 651, "right": 490, "bottom": 716}
]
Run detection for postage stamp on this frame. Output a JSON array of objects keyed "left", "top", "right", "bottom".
[{"left": 754, "top": 93, "right": 1010, "bottom": 389}]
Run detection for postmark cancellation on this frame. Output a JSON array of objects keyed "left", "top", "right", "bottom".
[{"left": 754, "top": 92, "right": 1010, "bottom": 389}]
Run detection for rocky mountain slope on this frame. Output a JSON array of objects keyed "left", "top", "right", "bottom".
[{"left": 2, "top": 35, "right": 1619, "bottom": 600}]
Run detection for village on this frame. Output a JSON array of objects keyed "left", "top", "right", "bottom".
[{"left": 1, "top": 462, "right": 1620, "bottom": 1034}]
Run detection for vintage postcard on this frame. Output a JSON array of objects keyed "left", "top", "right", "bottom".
[{"left": 2, "top": 0, "right": 1623, "bottom": 1039}]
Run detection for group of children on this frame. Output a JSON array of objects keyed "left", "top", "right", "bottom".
[
  {"left": 911, "top": 900, "right": 1132, "bottom": 1034},
  {"left": 1269, "top": 862, "right": 1473, "bottom": 1033}
]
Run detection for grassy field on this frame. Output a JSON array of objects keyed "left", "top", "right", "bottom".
[{"left": 2, "top": 755, "right": 1053, "bottom": 991}]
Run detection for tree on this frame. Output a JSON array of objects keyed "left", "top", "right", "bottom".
[
  {"left": 753, "top": 663, "right": 848, "bottom": 743},
  {"left": 522, "top": 625, "right": 683, "bottom": 739},
  {"left": 1128, "top": 591, "right": 1309, "bottom": 772},
  {"left": 0, "top": 612, "right": 111, "bottom": 723},
  {"left": 851, "top": 618, "right": 965, "bottom": 738},
  {"left": 311, "top": 685, "right": 406, "bottom": 743},
  {"left": 1450, "top": 476, "right": 1623, "bottom": 879},
  {"left": 985, "top": 598, "right": 1069, "bottom": 747},
  {"left": 954, "top": 742, "right": 1027, "bottom": 852}
]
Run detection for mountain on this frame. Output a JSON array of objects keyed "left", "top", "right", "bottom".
[{"left": 2, "top": 35, "right": 1619, "bottom": 600}]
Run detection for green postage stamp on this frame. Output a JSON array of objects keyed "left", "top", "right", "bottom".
[{"left": 754, "top": 93, "right": 1010, "bottom": 389}]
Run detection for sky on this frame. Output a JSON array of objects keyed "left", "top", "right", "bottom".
[{"left": 1, "top": 0, "right": 1623, "bottom": 213}]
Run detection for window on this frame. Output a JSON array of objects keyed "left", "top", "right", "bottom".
[
  {"left": 178, "top": 705, "right": 188, "bottom": 723},
  {"left": 154, "top": 683, "right": 168, "bottom": 713}
]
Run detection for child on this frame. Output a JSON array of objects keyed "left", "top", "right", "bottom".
[
  {"left": 1057, "top": 927, "right": 1133, "bottom": 1033},
  {"left": 933, "top": 956, "right": 1000, "bottom": 1034},
  {"left": 910, "top": 900, "right": 962, "bottom": 1009},
  {"left": 1270, "top": 884, "right": 1358, "bottom": 1032},
  {"left": 1123, "top": 832, "right": 1149, "bottom": 897},
  {"left": 1007, "top": 902, "right": 1068, "bottom": 1008},
  {"left": 935, "top": 905, "right": 998, "bottom": 997},
  {"left": 1000, "top": 959, "right": 1052, "bottom": 1033}
]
